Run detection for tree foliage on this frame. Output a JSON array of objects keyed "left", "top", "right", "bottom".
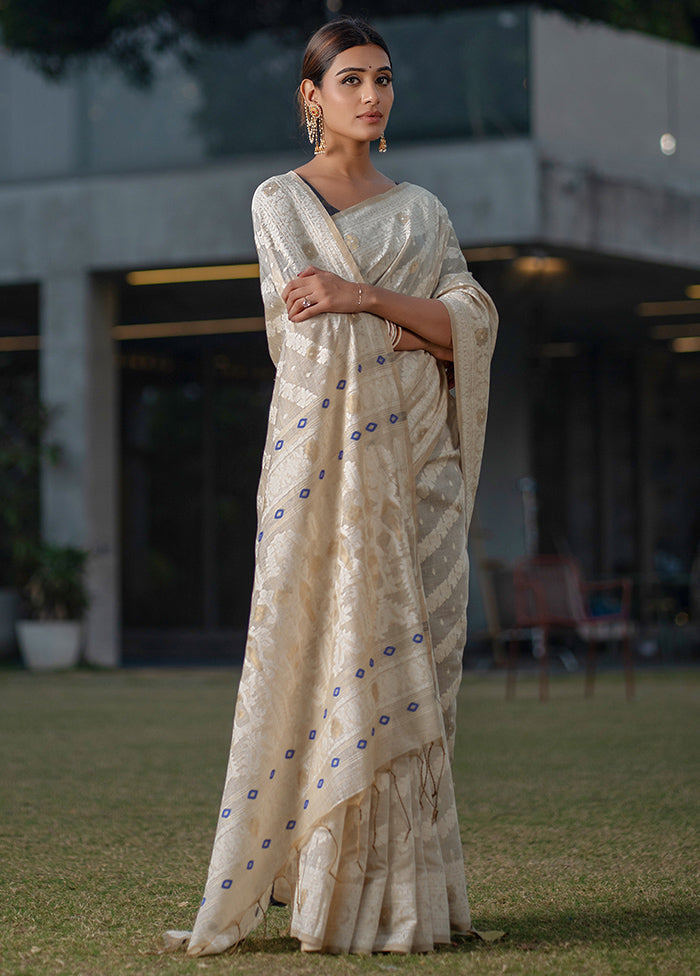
[{"left": 0, "top": 0, "right": 698, "bottom": 84}]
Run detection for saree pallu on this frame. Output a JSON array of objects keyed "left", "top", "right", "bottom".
[{"left": 183, "top": 172, "right": 498, "bottom": 955}]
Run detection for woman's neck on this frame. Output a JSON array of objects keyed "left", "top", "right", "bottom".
[
  {"left": 303, "top": 138, "right": 386, "bottom": 181},
  {"left": 297, "top": 147, "right": 389, "bottom": 189}
]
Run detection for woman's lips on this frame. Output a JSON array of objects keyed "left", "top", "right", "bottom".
[{"left": 358, "top": 113, "right": 382, "bottom": 121}]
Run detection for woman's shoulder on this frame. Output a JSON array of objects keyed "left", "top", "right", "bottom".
[
  {"left": 396, "top": 181, "right": 450, "bottom": 216},
  {"left": 252, "top": 171, "right": 296, "bottom": 208}
]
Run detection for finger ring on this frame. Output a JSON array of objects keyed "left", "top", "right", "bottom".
[{"left": 302, "top": 298, "right": 312, "bottom": 309}]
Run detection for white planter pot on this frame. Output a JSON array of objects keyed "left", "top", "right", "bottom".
[
  {"left": 16, "top": 620, "right": 83, "bottom": 671},
  {"left": 0, "top": 588, "right": 20, "bottom": 657}
]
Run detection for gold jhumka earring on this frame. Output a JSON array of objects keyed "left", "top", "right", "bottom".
[
  {"left": 379, "top": 132, "right": 387, "bottom": 152},
  {"left": 304, "top": 102, "right": 327, "bottom": 155}
]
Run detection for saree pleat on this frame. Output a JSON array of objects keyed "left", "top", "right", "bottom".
[
  {"left": 293, "top": 754, "right": 451, "bottom": 954},
  {"left": 180, "top": 173, "right": 498, "bottom": 956}
]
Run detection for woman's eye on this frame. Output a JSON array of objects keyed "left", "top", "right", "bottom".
[
  {"left": 342, "top": 75, "right": 360, "bottom": 85},
  {"left": 378, "top": 76, "right": 392, "bottom": 86}
]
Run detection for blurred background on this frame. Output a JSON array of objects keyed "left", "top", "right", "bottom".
[{"left": 0, "top": 0, "right": 699, "bottom": 670}]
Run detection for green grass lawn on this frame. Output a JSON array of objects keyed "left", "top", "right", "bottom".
[{"left": 0, "top": 667, "right": 697, "bottom": 976}]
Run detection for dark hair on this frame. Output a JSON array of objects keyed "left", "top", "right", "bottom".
[{"left": 297, "top": 18, "right": 392, "bottom": 119}]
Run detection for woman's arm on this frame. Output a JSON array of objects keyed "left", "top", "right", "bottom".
[
  {"left": 282, "top": 267, "right": 453, "bottom": 353},
  {"left": 362, "top": 283, "right": 452, "bottom": 350}
]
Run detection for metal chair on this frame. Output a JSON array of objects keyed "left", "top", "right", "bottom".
[{"left": 506, "top": 555, "right": 634, "bottom": 702}]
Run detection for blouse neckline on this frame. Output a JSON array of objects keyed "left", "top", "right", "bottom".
[{"left": 290, "top": 170, "right": 406, "bottom": 218}]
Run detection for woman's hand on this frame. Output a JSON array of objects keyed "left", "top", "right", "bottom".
[{"left": 283, "top": 266, "right": 360, "bottom": 321}]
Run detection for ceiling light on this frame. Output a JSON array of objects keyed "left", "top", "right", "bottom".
[
  {"left": 671, "top": 336, "right": 700, "bottom": 353},
  {"left": 649, "top": 323, "right": 700, "bottom": 339},
  {"left": 112, "top": 318, "right": 265, "bottom": 340},
  {"left": 126, "top": 264, "right": 260, "bottom": 285},
  {"left": 0, "top": 335, "right": 40, "bottom": 352},
  {"left": 462, "top": 246, "right": 517, "bottom": 262},
  {"left": 636, "top": 300, "right": 700, "bottom": 316},
  {"left": 513, "top": 255, "right": 567, "bottom": 275},
  {"left": 660, "top": 133, "right": 677, "bottom": 155}
]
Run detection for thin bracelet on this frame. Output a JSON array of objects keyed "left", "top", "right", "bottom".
[
  {"left": 385, "top": 320, "right": 402, "bottom": 349},
  {"left": 357, "top": 285, "right": 363, "bottom": 307}
]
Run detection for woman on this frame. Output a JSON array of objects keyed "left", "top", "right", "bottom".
[{"left": 174, "top": 17, "right": 498, "bottom": 956}]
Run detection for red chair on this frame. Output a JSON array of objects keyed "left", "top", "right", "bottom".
[{"left": 506, "top": 555, "right": 634, "bottom": 702}]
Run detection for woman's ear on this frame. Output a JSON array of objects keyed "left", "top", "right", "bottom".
[{"left": 300, "top": 78, "right": 318, "bottom": 107}]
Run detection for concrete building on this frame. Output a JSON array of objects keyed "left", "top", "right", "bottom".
[{"left": 1, "top": 7, "right": 699, "bottom": 665}]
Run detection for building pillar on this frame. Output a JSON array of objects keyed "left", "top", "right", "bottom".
[{"left": 40, "top": 272, "right": 120, "bottom": 666}]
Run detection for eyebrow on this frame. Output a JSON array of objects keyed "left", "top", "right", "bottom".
[{"left": 335, "top": 65, "right": 392, "bottom": 76}]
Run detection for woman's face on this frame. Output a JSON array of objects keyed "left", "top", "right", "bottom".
[{"left": 307, "top": 44, "right": 394, "bottom": 148}]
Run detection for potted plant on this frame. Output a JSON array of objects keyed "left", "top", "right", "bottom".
[
  {"left": 0, "top": 380, "right": 60, "bottom": 657},
  {"left": 15, "top": 543, "right": 89, "bottom": 671}
]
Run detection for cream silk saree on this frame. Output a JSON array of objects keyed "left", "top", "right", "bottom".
[{"left": 176, "top": 171, "right": 498, "bottom": 955}]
